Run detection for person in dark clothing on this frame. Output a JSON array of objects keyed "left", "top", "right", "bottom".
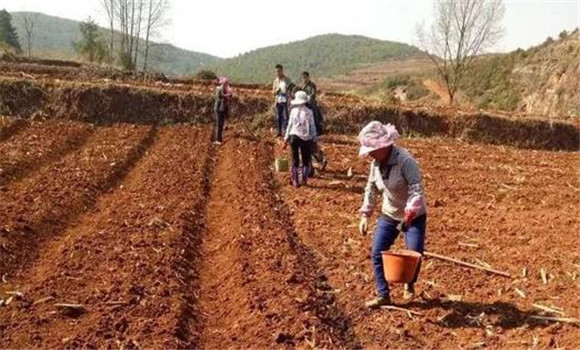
[
  {"left": 301, "top": 71, "right": 327, "bottom": 173},
  {"left": 214, "top": 76, "right": 232, "bottom": 145}
]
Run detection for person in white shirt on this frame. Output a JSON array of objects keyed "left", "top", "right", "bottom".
[
  {"left": 272, "top": 64, "right": 293, "bottom": 137},
  {"left": 283, "top": 91, "right": 317, "bottom": 187}
]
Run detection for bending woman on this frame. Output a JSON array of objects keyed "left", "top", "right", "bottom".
[{"left": 357, "top": 121, "right": 427, "bottom": 309}]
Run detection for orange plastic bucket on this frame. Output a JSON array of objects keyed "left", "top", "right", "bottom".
[{"left": 382, "top": 250, "right": 422, "bottom": 283}]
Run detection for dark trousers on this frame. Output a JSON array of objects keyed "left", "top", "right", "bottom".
[
  {"left": 307, "top": 102, "right": 323, "bottom": 135},
  {"left": 276, "top": 102, "right": 288, "bottom": 136},
  {"left": 215, "top": 110, "right": 226, "bottom": 142},
  {"left": 372, "top": 214, "right": 426, "bottom": 297},
  {"left": 311, "top": 142, "right": 324, "bottom": 163},
  {"left": 289, "top": 135, "right": 312, "bottom": 168}
]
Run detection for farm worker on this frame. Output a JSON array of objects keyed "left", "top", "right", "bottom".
[
  {"left": 282, "top": 90, "right": 317, "bottom": 187},
  {"left": 272, "top": 64, "right": 293, "bottom": 137},
  {"left": 214, "top": 76, "right": 232, "bottom": 145},
  {"left": 301, "top": 71, "right": 327, "bottom": 173},
  {"left": 358, "top": 121, "right": 427, "bottom": 309}
]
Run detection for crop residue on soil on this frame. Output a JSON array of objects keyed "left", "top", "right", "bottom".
[{"left": 0, "top": 114, "right": 577, "bottom": 349}]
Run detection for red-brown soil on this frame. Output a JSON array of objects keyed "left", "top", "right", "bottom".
[
  {"left": 0, "top": 126, "right": 211, "bottom": 348},
  {"left": 0, "top": 119, "right": 94, "bottom": 186},
  {"left": 197, "top": 137, "right": 360, "bottom": 349},
  {"left": 277, "top": 135, "right": 580, "bottom": 349},
  {"left": 0, "top": 47, "right": 578, "bottom": 350},
  {"left": 0, "top": 123, "right": 154, "bottom": 277},
  {"left": 0, "top": 116, "right": 29, "bottom": 142},
  {"left": 0, "top": 102, "right": 577, "bottom": 348}
]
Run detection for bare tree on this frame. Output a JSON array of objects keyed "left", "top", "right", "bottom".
[
  {"left": 20, "top": 12, "right": 38, "bottom": 58},
  {"left": 99, "top": 0, "right": 168, "bottom": 70},
  {"left": 132, "top": 0, "right": 144, "bottom": 67},
  {"left": 143, "top": 0, "right": 169, "bottom": 71},
  {"left": 100, "top": 0, "right": 116, "bottom": 62},
  {"left": 417, "top": 0, "right": 505, "bottom": 105}
]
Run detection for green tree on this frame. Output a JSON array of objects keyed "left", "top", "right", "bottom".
[
  {"left": 73, "top": 17, "right": 107, "bottom": 63},
  {"left": 0, "top": 10, "right": 22, "bottom": 53}
]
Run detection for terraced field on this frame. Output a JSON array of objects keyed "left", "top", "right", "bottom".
[{"left": 0, "top": 58, "right": 578, "bottom": 349}]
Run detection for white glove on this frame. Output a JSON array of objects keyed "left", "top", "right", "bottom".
[{"left": 359, "top": 217, "right": 368, "bottom": 236}]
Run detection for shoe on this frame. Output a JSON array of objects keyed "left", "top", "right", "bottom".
[
  {"left": 403, "top": 284, "right": 415, "bottom": 300},
  {"left": 213, "top": 141, "right": 222, "bottom": 146},
  {"left": 291, "top": 167, "right": 300, "bottom": 187},
  {"left": 301, "top": 166, "right": 310, "bottom": 186},
  {"left": 365, "top": 295, "right": 391, "bottom": 309},
  {"left": 320, "top": 158, "right": 327, "bottom": 172}
]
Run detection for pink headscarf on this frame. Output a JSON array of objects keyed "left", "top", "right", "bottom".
[
  {"left": 218, "top": 76, "right": 232, "bottom": 95},
  {"left": 358, "top": 121, "right": 400, "bottom": 157}
]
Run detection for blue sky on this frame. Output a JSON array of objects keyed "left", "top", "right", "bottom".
[{"left": 2, "top": 0, "right": 579, "bottom": 58}]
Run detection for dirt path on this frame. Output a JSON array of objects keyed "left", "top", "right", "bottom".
[
  {"left": 0, "top": 126, "right": 212, "bottom": 348},
  {"left": 196, "top": 137, "right": 360, "bottom": 349},
  {"left": 423, "top": 79, "right": 450, "bottom": 104},
  {"left": 0, "top": 117, "right": 28, "bottom": 142},
  {"left": 0, "top": 120, "right": 94, "bottom": 186}
]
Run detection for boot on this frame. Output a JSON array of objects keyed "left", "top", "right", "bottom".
[
  {"left": 365, "top": 295, "right": 391, "bottom": 309},
  {"left": 403, "top": 283, "right": 415, "bottom": 300},
  {"left": 301, "top": 166, "right": 310, "bottom": 186},
  {"left": 291, "top": 167, "right": 300, "bottom": 187}
]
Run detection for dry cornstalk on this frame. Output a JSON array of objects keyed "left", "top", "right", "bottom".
[
  {"left": 381, "top": 305, "right": 424, "bottom": 316},
  {"left": 424, "top": 251, "right": 511, "bottom": 278},
  {"left": 540, "top": 268, "right": 548, "bottom": 284},
  {"left": 529, "top": 315, "right": 580, "bottom": 324},
  {"left": 514, "top": 287, "right": 526, "bottom": 298},
  {"left": 474, "top": 258, "right": 492, "bottom": 269},
  {"left": 33, "top": 296, "right": 54, "bottom": 305},
  {"left": 54, "top": 303, "right": 85, "bottom": 310},
  {"left": 459, "top": 242, "right": 479, "bottom": 248},
  {"left": 532, "top": 303, "right": 565, "bottom": 315},
  {"left": 522, "top": 267, "right": 527, "bottom": 278}
]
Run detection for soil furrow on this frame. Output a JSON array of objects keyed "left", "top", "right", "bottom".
[
  {"left": 0, "top": 126, "right": 211, "bottom": 349},
  {"left": 0, "top": 117, "right": 29, "bottom": 142},
  {"left": 0, "top": 124, "right": 156, "bottom": 278},
  {"left": 196, "top": 137, "right": 360, "bottom": 349},
  {"left": 0, "top": 119, "right": 94, "bottom": 186},
  {"left": 278, "top": 137, "right": 580, "bottom": 349}
]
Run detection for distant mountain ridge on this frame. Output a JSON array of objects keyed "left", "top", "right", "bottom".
[
  {"left": 210, "top": 34, "right": 424, "bottom": 83},
  {"left": 7, "top": 12, "right": 424, "bottom": 82},
  {"left": 9, "top": 12, "right": 220, "bottom": 76}
]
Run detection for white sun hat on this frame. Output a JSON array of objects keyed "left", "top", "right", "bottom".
[
  {"left": 291, "top": 90, "right": 310, "bottom": 105},
  {"left": 358, "top": 121, "right": 400, "bottom": 157}
]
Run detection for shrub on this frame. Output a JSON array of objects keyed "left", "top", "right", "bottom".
[
  {"left": 559, "top": 30, "right": 568, "bottom": 40},
  {"left": 385, "top": 75, "right": 411, "bottom": 89},
  {"left": 194, "top": 70, "right": 218, "bottom": 81}
]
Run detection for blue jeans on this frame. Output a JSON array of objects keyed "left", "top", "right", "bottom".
[
  {"left": 372, "top": 214, "right": 426, "bottom": 297},
  {"left": 276, "top": 102, "right": 288, "bottom": 136}
]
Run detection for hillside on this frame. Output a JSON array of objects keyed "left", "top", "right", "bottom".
[
  {"left": 459, "top": 29, "right": 579, "bottom": 117},
  {"left": 209, "top": 34, "right": 424, "bottom": 83},
  {"left": 358, "top": 29, "right": 579, "bottom": 118},
  {"left": 10, "top": 12, "right": 220, "bottom": 76}
]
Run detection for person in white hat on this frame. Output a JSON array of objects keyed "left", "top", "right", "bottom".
[
  {"left": 282, "top": 90, "right": 317, "bottom": 187},
  {"left": 357, "top": 121, "right": 427, "bottom": 309}
]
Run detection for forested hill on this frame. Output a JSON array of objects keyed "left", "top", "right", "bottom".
[
  {"left": 209, "top": 34, "right": 424, "bottom": 83},
  {"left": 10, "top": 12, "right": 220, "bottom": 75}
]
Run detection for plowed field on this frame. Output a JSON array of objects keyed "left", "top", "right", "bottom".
[{"left": 0, "top": 117, "right": 578, "bottom": 349}]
